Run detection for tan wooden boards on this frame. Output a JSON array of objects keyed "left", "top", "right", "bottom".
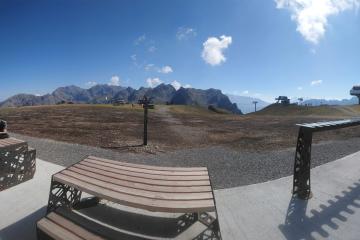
[
  {"left": 0, "top": 137, "right": 26, "bottom": 148},
  {"left": 53, "top": 156, "right": 215, "bottom": 213},
  {"left": 37, "top": 212, "right": 104, "bottom": 240}
]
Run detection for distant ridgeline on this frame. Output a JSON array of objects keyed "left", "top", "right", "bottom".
[{"left": 0, "top": 84, "right": 242, "bottom": 114}]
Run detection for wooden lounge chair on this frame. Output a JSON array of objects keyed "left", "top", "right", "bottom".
[
  {"left": 0, "top": 137, "right": 36, "bottom": 190},
  {"left": 37, "top": 156, "right": 221, "bottom": 239}
]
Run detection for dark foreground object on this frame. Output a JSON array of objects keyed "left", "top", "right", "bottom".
[
  {"left": 0, "top": 120, "right": 9, "bottom": 139},
  {"left": 38, "top": 156, "right": 221, "bottom": 239},
  {"left": 293, "top": 118, "right": 360, "bottom": 199},
  {"left": 0, "top": 137, "right": 36, "bottom": 190}
]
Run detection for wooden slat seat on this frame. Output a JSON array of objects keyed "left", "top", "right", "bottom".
[
  {"left": 37, "top": 211, "right": 105, "bottom": 240},
  {"left": 51, "top": 156, "right": 215, "bottom": 213},
  {"left": 37, "top": 207, "right": 153, "bottom": 240},
  {"left": 0, "top": 137, "right": 27, "bottom": 148},
  {"left": 87, "top": 156, "right": 208, "bottom": 172},
  {"left": 293, "top": 118, "right": 360, "bottom": 199}
]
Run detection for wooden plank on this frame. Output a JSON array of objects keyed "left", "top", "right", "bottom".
[
  {"left": 78, "top": 161, "right": 209, "bottom": 181},
  {"left": 60, "top": 171, "right": 213, "bottom": 201},
  {"left": 37, "top": 218, "right": 84, "bottom": 240},
  {"left": 0, "top": 139, "right": 16, "bottom": 147},
  {"left": 71, "top": 164, "right": 210, "bottom": 187},
  {"left": 83, "top": 158, "right": 208, "bottom": 176},
  {"left": 87, "top": 155, "right": 207, "bottom": 172},
  {"left": 0, "top": 141, "right": 21, "bottom": 149},
  {"left": 297, "top": 119, "right": 360, "bottom": 132},
  {"left": 47, "top": 212, "right": 104, "bottom": 240},
  {"left": 68, "top": 166, "right": 212, "bottom": 193},
  {"left": 0, "top": 138, "right": 24, "bottom": 145},
  {"left": 0, "top": 138, "right": 26, "bottom": 148},
  {"left": 53, "top": 174, "right": 215, "bottom": 213}
]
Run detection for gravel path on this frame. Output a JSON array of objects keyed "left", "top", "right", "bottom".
[
  {"left": 156, "top": 106, "right": 205, "bottom": 144},
  {"left": 11, "top": 132, "right": 360, "bottom": 189}
]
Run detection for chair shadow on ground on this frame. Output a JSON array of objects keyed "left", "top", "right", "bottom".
[
  {"left": 74, "top": 200, "right": 201, "bottom": 239},
  {"left": 279, "top": 179, "right": 360, "bottom": 240},
  {"left": 0, "top": 206, "right": 46, "bottom": 240}
]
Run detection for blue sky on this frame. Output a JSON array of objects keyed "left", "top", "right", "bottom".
[{"left": 0, "top": 0, "right": 359, "bottom": 102}]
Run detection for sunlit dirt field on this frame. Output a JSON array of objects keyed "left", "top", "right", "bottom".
[{"left": 1, "top": 104, "right": 360, "bottom": 153}]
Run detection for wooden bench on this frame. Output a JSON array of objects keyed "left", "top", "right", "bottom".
[
  {"left": 293, "top": 118, "right": 360, "bottom": 199},
  {"left": 38, "top": 156, "right": 221, "bottom": 239},
  {"left": 0, "top": 137, "right": 36, "bottom": 190}
]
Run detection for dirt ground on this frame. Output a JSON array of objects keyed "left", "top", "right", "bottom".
[{"left": 1, "top": 104, "right": 360, "bottom": 153}]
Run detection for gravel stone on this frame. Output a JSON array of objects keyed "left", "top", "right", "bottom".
[{"left": 11, "top": 133, "right": 360, "bottom": 189}]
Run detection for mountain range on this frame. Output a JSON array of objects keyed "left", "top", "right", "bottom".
[
  {"left": 302, "top": 97, "right": 358, "bottom": 106},
  {"left": 0, "top": 84, "right": 242, "bottom": 114}
]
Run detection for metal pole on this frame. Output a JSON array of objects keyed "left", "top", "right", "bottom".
[
  {"left": 252, "top": 101, "right": 258, "bottom": 112},
  {"left": 143, "top": 105, "right": 148, "bottom": 146}
]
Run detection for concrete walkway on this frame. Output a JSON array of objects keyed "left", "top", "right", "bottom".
[
  {"left": 0, "top": 151, "right": 360, "bottom": 239},
  {"left": 216, "top": 151, "right": 360, "bottom": 240},
  {"left": 0, "top": 159, "right": 64, "bottom": 240}
]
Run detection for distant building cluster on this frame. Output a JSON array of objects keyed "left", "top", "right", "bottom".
[{"left": 350, "top": 85, "right": 360, "bottom": 104}]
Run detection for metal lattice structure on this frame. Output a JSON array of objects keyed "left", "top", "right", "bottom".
[
  {"left": 194, "top": 212, "right": 221, "bottom": 239},
  {"left": 47, "top": 180, "right": 82, "bottom": 213},
  {"left": 293, "top": 127, "right": 313, "bottom": 199},
  {"left": 0, "top": 139, "right": 36, "bottom": 191},
  {"left": 293, "top": 119, "right": 360, "bottom": 199}
]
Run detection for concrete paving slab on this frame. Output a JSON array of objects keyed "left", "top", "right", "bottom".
[
  {"left": 1, "top": 151, "right": 360, "bottom": 240},
  {"left": 0, "top": 159, "right": 64, "bottom": 240},
  {"left": 215, "top": 151, "right": 360, "bottom": 240}
]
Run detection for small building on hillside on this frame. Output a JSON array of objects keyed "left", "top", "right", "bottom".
[
  {"left": 350, "top": 85, "right": 360, "bottom": 104},
  {"left": 275, "top": 96, "right": 290, "bottom": 105},
  {"left": 112, "top": 99, "right": 126, "bottom": 106}
]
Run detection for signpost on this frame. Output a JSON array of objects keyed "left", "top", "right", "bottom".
[{"left": 138, "top": 96, "right": 151, "bottom": 146}]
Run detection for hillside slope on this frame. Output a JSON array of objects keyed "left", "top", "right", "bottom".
[{"left": 252, "top": 103, "right": 360, "bottom": 117}]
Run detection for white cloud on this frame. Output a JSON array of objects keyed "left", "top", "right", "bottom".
[
  {"left": 176, "top": 27, "right": 197, "bottom": 40},
  {"left": 86, "top": 81, "right": 97, "bottom": 87},
  {"left": 311, "top": 79, "right": 323, "bottom": 86},
  {"left": 145, "top": 64, "right": 173, "bottom": 74},
  {"left": 202, "top": 35, "right": 232, "bottom": 66},
  {"left": 146, "top": 77, "right": 163, "bottom": 88},
  {"left": 170, "top": 80, "right": 191, "bottom": 90},
  {"left": 134, "top": 34, "right": 146, "bottom": 45},
  {"left": 297, "top": 86, "right": 303, "bottom": 90},
  {"left": 35, "top": 93, "right": 42, "bottom": 97},
  {"left": 158, "top": 65, "right": 173, "bottom": 74},
  {"left": 145, "top": 64, "right": 155, "bottom": 71},
  {"left": 109, "top": 75, "right": 120, "bottom": 86},
  {"left": 130, "top": 54, "right": 137, "bottom": 61},
  {"left": 242, "top": 90, "right": 249, "bottom": 94},
  {"left": 171, "top": 80, "right": 182, "bottom": 90},
  {"left": 148, "top": 46, "right": 156, "bottom": 53},
  {"left": 275, "top": 0, "right": 360, "bottom": 44}
]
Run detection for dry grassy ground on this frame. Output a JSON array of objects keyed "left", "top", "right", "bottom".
[{"left": 1, "top": 104, "right": 360, "bottom": 153}]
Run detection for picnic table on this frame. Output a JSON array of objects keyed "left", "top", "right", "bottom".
[
  {"left": 0, "top": 137, "right": 36, "bottom": 190},
  {"left": 38, "top": 156, "right": 221, "bottom": 239}
]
